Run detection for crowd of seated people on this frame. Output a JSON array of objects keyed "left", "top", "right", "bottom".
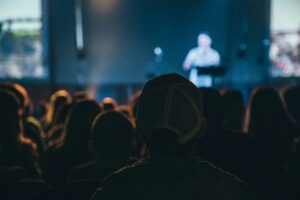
[{"left": 0, "top": 74, "right": 300, "bottom": 199}]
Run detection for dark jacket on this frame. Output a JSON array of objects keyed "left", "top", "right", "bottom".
[
  {"left": 91, "top": 156, "right": 255, "bottom": 200},
  {"left": 68, "top": 158, "right": 136, "bottom": 182}
]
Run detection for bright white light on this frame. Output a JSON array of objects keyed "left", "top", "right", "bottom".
[
  {"left": 154, "top": 47, "right": 163, "bottom": 56},
  {"left": 75, "top": 0, "right": 84, "bottom": 50}
]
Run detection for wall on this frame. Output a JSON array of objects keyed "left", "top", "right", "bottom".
[{"left": 48, "top": 0, "right": 271, "bottom": 86}]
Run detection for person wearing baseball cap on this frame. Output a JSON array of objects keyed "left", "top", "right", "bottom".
[{"left": 91, "top": 73, "right": 254, "bottom": 200}]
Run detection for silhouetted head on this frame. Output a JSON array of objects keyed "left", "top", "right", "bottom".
[
  {"left": 73, "top": 91, "right": 89, "bottom": 102},
  {"left": 201, "top": 88, "right": 224, "bottom": 134},
  {"left": 222, "top": 89, "right": 244, "bottom": 131},
  {"left": 0, "top": 90, "right": 23, "bottom": 161},
  {"left": 102, "top": 97, "right": 118, "bottom": 111},
  {"left": 0, "top": 89, "right": 38, "bottom": 165},
  {"left": 136, "top": 73, "right": 205, "bottom": 156},
  {"left": 0, "top": 82, "right": 29, "bottom": 111},
  {"left": 284, "top": 85, "right": 300, "bottom": 122},
  {"left": 63, "top": 100, "right": 102, "bottom": 158},
  {"left": 248, "top": 87, "right": 293, "bottom": 163},
  {"left": 92, "top": 111, "right": 133, "bottom": 161},
  {"left": 0, "top": 90, "right": 22, "bottom": 139},
  {"left": 46, "top": 90, "right": 71, "bottom": 125}
]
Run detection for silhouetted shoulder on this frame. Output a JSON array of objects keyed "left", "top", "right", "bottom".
[
  {"left": 67, "top": 161, "right": 97, "bottom": 181},
  {"left": 0, "top": 166, "right": 30, "bottom": 181},
  {"left": 95, "top": 157, "right": 255, "bottom": 200}
]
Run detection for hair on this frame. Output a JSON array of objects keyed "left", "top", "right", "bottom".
[
  {"left": 92, "top": 111, "right": 134, "bottom": 160},
  {"left": 63, "top": 100, "right": 102, "bottom": 160},
  {"left": 247, "top": 87, "right": 294, "bottom": 164},
  {"left": 222, "top": 89, "right": 245, "bottom": 131},
  {"left": 0, "top": 90, "right": 22, "bottom": 147},
  {"left": 0, "top": 82, "right": 29, "bottom": 110},
  {"left": 72, "top": 91, "right": 89, "bottom": 102},
  {"left": 284, "top": 85, "right": 300, "bottom": 122},
  {"left": 200, "top": 88, "right": 224, "bottom": 133},
  {"left": 102, "top": 97, "right": 118, "bottom": 111},
  {"left": 199, "top": 31, "right": 211, "bottom": 38},
  {"left": 0, "top": 90, "right": 36, "bottom": 166},
  {"left": 129, "top": 91, "right": 141, "bottom": 119},
  {"left": 45, "top": 90, "right": 71, "bottom": 126},
  {"left": 45, "top": 103, "right": 73, "bottom": 147}
]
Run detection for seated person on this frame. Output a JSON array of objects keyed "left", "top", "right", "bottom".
[
  {"left": 0, "top": 90, "right": 41, "bottom": 179},
  {"left": 67, "top": 111, "right": 135, "bottom": 182},
  {"left": 91, "top": 74, "right": 254, "bottom": 200}
]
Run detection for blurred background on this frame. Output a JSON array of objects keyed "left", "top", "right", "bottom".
[{"left": 0, "top": 0, "right": 299, "bottom": 103}]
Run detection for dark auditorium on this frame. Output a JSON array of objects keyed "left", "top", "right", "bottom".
[{"left": 0, "top": 0, "right": 300, "bottom": 199}]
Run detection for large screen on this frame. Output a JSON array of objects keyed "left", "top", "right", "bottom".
[
  {"left": 86, "top": 0, "right": 229, "bottom": 84},
  {"left": 0, "top": 0, "right": 47, "bottom": 80},
  {"left": 270, "top": 0, "right": 300, "bottom": 77}
]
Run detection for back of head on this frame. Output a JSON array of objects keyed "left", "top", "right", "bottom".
[
  {"left": 0, "top": 90, "right": 22, "bottom": 158},
  {"left": 284, "top": 85, "right": 300, "bottom": 122},
  {"left": 201, "top": 88, "right": 224, "bottom": 134},
  {"left": 248, "top": 87, "right": 292, "bottom": 134},
  {"left": 222, "top": 89, "right": 244, "bottom": 131},
  {"left": 136, "top": 73, "right": 205, "bottom": 154},
  {"left": 248, "top": 87, "right": 292, "bottom": 162},
  {"left": 102, "top": 97, "right": 118, "bottom": 111},
  {"left": 92, "top": 111, "right": 133, "bottom": 160},
  {"left": 73, "top": 91, "right": 89, "bottom": 102},
  {"left": 64, "top": 100, "right": 102, "bottom": 155},
  {"left": 47, "top": 90, "right": 71, "bottom": 125},
  {"left": 0, "top": 82, "right": 29, "bottom": 111},
  {"left": 0, "top": 90, "right": 21, "bottom": 112}
]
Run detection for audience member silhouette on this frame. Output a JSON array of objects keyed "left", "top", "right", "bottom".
[
  {"left": 222, "top": 89, "right": 245, "bottom": 131},
  {"left": 247, "top": 87, "right": 295, "bottom": 168},
  {"left": 195, "top": 88, "right": 285, "bottom": 200},
  {"left": 284, "top": 86, "right": 300, "bottom": 199},
  {"left": 284, "top": 85, "right": 300, "bottom": 122},
  {"left": 1, "top": 78, "right": 299, "bottom": 199},
  {"left": 287, "top": 138, "right": 300, "bottom": 199},
  {"left": 44, "top": 90, "right": 71, "bottom": 131},
  {"left": 0, "top": 90, "right": 40, "bottom": 179},
  {"left": 44, "top": 100, "right": 101, "bottom": 187},
  {"left": 284, "top": 85, "right": 300, "bottom": 139},
  {"left": 68, "top": 111, "right": 134, "bottom": 182},
  {"left": 102, "top": 97, "right": 118, "bottom": 111},
  {"left": 91, "top": 74, "right": 254, "bottom": 200},
  {"left": 0, "top": 83, "right": 46, "bottom": 167},
  {"left": 46, "top": 103, "right": 72, "bottom": 149},
  {"left": 73, "top": 91, "right": 90, "bottom": 102},
  {"left": 128, "top": 91, "right": 141, "bottom": 119},
  {"left": 0, "top": 82, "right": 29, "bottom": 110}
]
